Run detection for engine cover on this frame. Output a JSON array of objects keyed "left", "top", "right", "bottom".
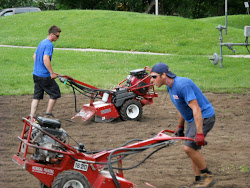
[
  {"left": 130, "top": 69, "right": 148, "bottom": 79},
  {"left": 127, "top": 69, "right": 150, "bottom": 96},
  {"left": 37, "top": 116, "right": 61, "bottom": 129}
]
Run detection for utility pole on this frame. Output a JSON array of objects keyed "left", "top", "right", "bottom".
[
  {"left": 225, "top": 0, "right": 228, "bottom": 35},
  {"left": 155, "top": 0, "right": 158, "bottom": 15}
]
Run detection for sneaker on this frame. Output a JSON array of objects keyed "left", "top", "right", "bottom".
[
  {"left": 180, "top": 180, "right": 199, "bottom": 188},
  {"left": 44, "top": 112, "right": 60, "bottom": 121},
  {"left": 44, "top": 112, "right": 55, "bottom": 118},
  {"left": 195, "top": 173, "right": 215, "bottom": 188},
  {"left": 28, "top": 115, "right": 35, "bottom": 122}
]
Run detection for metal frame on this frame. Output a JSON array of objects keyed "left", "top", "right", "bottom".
[
  {"left": 13, "top": 118, "right": 194, "bottom": 188},
  {"left": 214, "top": 25, "right": 249, "bottom": 68},
  {"left": 210, "top": 0, "right": 250, "bottom": 67}
]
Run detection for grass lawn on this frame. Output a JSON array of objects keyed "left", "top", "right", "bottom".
[
  {"left": 0, "top": 47, "right": 249, "bottom": 95},
  {"left": 0, "top": 10, "right": 249, "bottom": 55},
  {"left": 0, "top": 10, "right": 249, "bottom": 95}
]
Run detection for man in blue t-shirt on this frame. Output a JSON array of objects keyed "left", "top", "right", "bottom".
[
  {"left": 30, "top": 25, "right": 61, "bottom": 120},
  {"left": 151, "top": 62, "right": 216, "bottom": 188}
]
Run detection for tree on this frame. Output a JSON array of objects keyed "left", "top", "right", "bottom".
[
  {"left": 0, "top": 0, "right": 34, "bottom": 9},
  {"left": 0, "top": 0, "right": 56, "bottom": 10}
]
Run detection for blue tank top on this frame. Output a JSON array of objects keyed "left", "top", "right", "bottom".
[
  {"left": 33, "top": 39, "right": 53, "bottom": 77},
  {"left": 167, "top": 77, "right": 215, "bottom": 122}
]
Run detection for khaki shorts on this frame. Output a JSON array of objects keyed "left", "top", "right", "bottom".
[{"left": 184, "top": 115, "right": 215, "bottom": 150}]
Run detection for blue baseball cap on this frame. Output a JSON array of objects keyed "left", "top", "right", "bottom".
[{"left": 151, "top": 62, "right": 176, "bottom": 78}]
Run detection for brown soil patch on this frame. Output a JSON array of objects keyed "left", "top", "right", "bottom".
[{"left": 0, "top": 92, "right": 249, "bottom": 188}]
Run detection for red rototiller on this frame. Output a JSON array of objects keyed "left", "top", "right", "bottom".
[
  {"left": 13, "top": 117, "right": 194, "bottom": 188},
  {"left": 56, "top": 67, "right": 158, "bottom": 122}
]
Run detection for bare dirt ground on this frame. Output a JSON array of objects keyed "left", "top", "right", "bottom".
[{"left": 0, "top": 91, "right": 249, "bottom": 188}]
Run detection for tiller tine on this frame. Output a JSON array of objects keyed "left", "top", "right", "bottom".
[{"left": 71, "top": 106, "right": 96, "bottom": 121}]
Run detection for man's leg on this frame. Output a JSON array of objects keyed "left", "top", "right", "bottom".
[
  {"left": 31, "top": 99, "right": 40, "bottom": 117},
  {"left": 191, "top": 160, "right": 201, "bottom": 176},
  {"left": 184, "top": 146, "right": 215, "bottom": 188},
  {"left": 43, "top": 78, "right": 60, "bottom": 117},
  {"left": 180, "top": 146, "right": 205, "bottom": 188},
  {"left": 45, "top": 99, "right": 56, "bottom": 114},
  {"left": 184, "top": 146, "right": 207, "bottom": 173}
]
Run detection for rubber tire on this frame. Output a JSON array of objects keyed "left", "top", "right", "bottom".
[
  {"left": 120, "top": 99, "right": 142, "bottom": 121},
  {"left": 51, "top": 170, "right": 90, "bottom": 188}
]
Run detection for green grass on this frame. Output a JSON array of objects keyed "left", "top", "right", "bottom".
[
  {"left": 221, "top": 164, "right": 250, "bottom": 174},
  {"left": 0, "top": 10, "right": 249, "bottom": 95},
  {"left": 0, "top": 10, "right": 249, "bottom": 55},
  {"left": 240, "top": 165, "right": 250, "bottom": 172},
  {"left": 0, "top": 47, "right": 249, "bottom": 95}
]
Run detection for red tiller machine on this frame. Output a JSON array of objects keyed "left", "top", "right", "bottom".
[
  {"left": 13, "top": 117, "right": 195, "bottom": 188},
  {"left": 56, "top": 67, "right": 158, "bottom": 122}
]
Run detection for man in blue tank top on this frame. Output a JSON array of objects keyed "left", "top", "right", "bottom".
[
  {"left": 30, "top": 25, "right": 61, "bottom": 120},
  {"left": 151, "top": 62, "right": 215, "bottom": 188}
]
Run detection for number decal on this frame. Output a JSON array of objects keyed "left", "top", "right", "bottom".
[{"left": 73, "top": 161, "right": 89, "bottom": 172}]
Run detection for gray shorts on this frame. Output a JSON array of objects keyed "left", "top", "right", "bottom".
[{"left": 184, "top": 115, "right": 215, "bottom": 150}]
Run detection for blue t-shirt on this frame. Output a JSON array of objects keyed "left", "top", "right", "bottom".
[
  {"left": 167, "top": 77, "right": 215, "bottom": 123},
  {"left": 33, "top": 39, "right": 53, "bottom": 77}
]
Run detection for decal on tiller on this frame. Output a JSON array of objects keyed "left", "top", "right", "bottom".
[
  {"left": 74, "top": 161, "right": 89, "bottom": 172},
  {"left": 32, "top": 166, "right": 54, "bottom": 176},
  {"left": 101, "top": 108, "right": 111, "bottom": 114}
]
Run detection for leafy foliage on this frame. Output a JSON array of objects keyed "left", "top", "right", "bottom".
[
  {"left": 1, "top": 0, "right": 247, "bottom": 18},
  {"left": 0, "top": 0, "right": 34, "bottom": 9},
  {"left": 0, "top": 0, "right": 56, "bottom": 10}
]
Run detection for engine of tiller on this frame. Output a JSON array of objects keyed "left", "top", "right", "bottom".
[
  {"left": 125, "top": 68, "right": 151, "bottom": 95},
  {"left": 23, "top": 117, "right": 67, "bottom": 163}
]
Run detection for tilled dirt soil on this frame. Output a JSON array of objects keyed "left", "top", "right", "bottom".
[{"left": 0, "top": 91, "right": 249, "bottom": 188}]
